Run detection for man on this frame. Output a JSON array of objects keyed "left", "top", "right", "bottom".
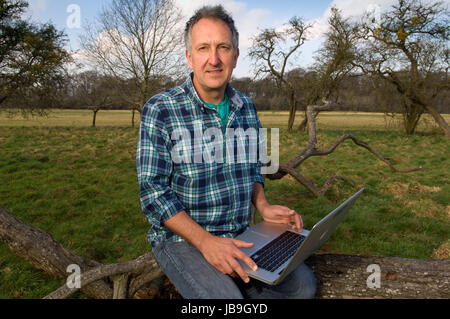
[{"left": 137, "top": 5, "right": 316, "bottom": 299}]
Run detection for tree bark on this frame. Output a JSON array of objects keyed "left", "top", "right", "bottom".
[
  {"left": 112, "top": 274, "right": 129, "bottom": 299},
  {"left": 287, "top": 91, "right": 296, "bottom": 132},
  {"left": 304, "top": 253, "right": 450, "bottom": 299},
  {"left": 297, "top": 110, "right": 308, "bottom": 132},
  {"left": 92, "top": 109, "right": 98, "bottom": 128},
  {"left": 423, "top": 104, "right": 450, "bottom": 137}
]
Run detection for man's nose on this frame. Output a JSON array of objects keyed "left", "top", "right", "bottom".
[{"left": 208, "top": 49, "right": 220, "bottom": 66}]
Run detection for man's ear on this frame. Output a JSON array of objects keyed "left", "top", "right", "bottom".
[
  {"left": 186, "top": 50, "right": 194, "bottom": 70},
  {"left": 233, "top": 48, "right": 240, "bottom": 69}
]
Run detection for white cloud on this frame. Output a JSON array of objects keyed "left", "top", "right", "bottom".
[
  {"left": 329, "top": 0, "right": 393, "bottom": 18},
  {"left": 66, "top": 50, "right": 95, "bottom": 74}
]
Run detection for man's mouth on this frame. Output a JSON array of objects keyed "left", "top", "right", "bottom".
[{"left": 206, "top": 69, "right": 222, "bottom": 75}]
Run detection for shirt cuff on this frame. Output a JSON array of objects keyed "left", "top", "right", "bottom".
[
  {"left": 143, "top": 188, "right": 186, "bottom": 228},
  {"left": 254, "top": 166, "right": 265, "bottom": 188}
]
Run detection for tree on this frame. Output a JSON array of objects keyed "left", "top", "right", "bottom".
[
  {"left": 81, "top": 0, "right": 187, "bottom": 119},
  {"left": 0, "top": 0, "right": 71, "bottom": 115},
  {"left": 249, "top": 9, "right": 359, "bottom": 131},
  {"left": 353, "top": 0, "right": 450, "bottom": 136},
  {"left": 72, "top": 71, "right": 117, "bottom": 127},
  {"left": 283, "top": 8, "right": 358, "bottom": 131},
  {"left": 311, "top": 8, "right": 357, "bottom": 103},
  {"left": 249, "top": 17, "right": 311, "bottom": 132}
]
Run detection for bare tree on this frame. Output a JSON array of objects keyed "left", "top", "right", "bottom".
[
  {"left": 249, "top": 17, "right": 311, "bottom": 132},
  {"left": 72, "top": 71, "right": 117, "bottom": 127},
  {"left": 353, "top": 0, "right": 450, "bottom": 136},
  {"left": 80, "top": 0, "right": 187, "bottom": 118},
  {"left": 249, "top": 9, "right": 360, "bottom": 132},
  {"left": 294, "top": 7, "right": 359, "bottom": 130}
]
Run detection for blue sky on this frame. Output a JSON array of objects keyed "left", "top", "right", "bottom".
[{"left": 25, "top": 0, "right": 405, "bottom": 77}]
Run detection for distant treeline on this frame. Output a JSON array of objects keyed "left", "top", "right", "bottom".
[
  {"left": 230, "top": 73, "right": 449, "bottom": 114},
  {"left": 56, "top": 71, "right": 449, "bottom": 114}
]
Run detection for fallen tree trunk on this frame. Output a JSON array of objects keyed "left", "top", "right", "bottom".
[
  {"left": 304, "top": 253, "right": 450, "bottom": 299},
  {"left": 1, "top": 207, "right": 448, "bottom": 299},
  {"left": 0, "top": 206, "right": 113, "bottom": 298}
]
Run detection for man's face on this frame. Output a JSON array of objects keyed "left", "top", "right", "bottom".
[{"left": 186, "top": 18, "right": 239, "bottom": 98}]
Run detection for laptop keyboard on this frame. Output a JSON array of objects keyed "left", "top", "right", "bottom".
[{"left": 250, "top": 231, "right": 306, "bottom": 272}]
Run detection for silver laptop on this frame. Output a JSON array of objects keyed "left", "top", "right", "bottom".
[{"left": 235, "top": 188, "right": 364, "bottom": 285}]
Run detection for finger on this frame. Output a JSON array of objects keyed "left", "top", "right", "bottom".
[
  {"left": 284, "top": 209, "right": 301, "bottom": 232},
  {"left": 293, "top": 213, "right": 303, "bottom": 232},
  {"left": 272, "top": 207, "right": 293, "bottom": 219},
  {"left": 282, "top": 208, "right": 296, "bottom": 220},
  {"left": 234, "top": 249, "right": 258, "bottom": 272},
  {"left": 220, "top": 263, "right": 234, "bottom": 276},
  {"left": 229, "top": 258, "right": 250, "bottom": 283},
  {"left": 232, "top": 239, "right": 254, "bottom": 248}
]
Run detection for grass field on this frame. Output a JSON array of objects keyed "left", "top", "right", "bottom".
[
  {"left": 0, "top": 109, "right": 449, "bottom": 298},
  {"left": 1, "top": 109, "right": 448, "bottom": 132}
]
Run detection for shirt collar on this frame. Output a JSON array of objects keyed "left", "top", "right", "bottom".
[{"left": 183, "top": 73, "right": 244, "bottom": 113}]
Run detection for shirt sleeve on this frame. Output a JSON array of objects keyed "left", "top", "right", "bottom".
[{"left": 136, "top": 100, "right": 185, "bottom": 228}]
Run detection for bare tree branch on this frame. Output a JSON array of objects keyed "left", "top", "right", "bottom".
[
  {"left": 44, "top": 253, "right": 163, "bottom": 299},
  {"left": 265, "top": 102, "right": 423, "bottom": 196},
  {"left": 249, "top": 18, "right": 311, "bottom": 131}
]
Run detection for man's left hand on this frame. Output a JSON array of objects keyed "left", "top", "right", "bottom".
[{"left": 259, "top": 204, "right": 303, "bottom": 232}]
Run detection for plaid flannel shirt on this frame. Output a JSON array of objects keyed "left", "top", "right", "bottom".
[{"left": 137, "top": 74, "right": 265, "bottom": 247}]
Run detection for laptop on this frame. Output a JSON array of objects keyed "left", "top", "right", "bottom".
[{"left": 235, "top": 188, "right": 364, "bottom": 285}]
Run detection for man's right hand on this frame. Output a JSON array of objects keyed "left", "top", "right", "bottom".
[
  {"left": 163, "top": 211, "right": 258, "bottom": 283},
  {"left": 198, "top": 235, "right": 258, "bottom": 283}
]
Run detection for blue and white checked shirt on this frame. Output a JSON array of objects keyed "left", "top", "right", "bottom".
[{"left": 137, "top": 74, "right": 265, "bottom": 247}]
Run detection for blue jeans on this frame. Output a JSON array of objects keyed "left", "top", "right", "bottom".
[{"left": 152, "top": 241, "right": 317, "bottom": 299}]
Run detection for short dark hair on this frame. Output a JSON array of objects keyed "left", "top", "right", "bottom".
[{"left": 184, "top": 5, "right": 239, "bottom": 53}]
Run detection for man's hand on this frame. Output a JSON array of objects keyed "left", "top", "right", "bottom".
[
  {"left": 198, "top": 235, "right": 258, "bottom": 283},
  {"left": 163, "top": 211, "right": 258, "bottom": 283},
  {"left": 260, "top": 204, "right": 303, "bottom": 233},
  {"left": 252, "top": 182, "right": 303, "bottom": 233}
]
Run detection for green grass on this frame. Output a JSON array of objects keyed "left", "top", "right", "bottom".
[
  {"left": 0, "top": 126, "right": 149, "bottom": 298},
  {"left": 0, "top": 110, "right": 449, "bottom": 298}
]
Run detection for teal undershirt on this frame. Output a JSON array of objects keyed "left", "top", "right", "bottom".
[{"left": 202, "top": 93, "right": 230, "bottom": 131}]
